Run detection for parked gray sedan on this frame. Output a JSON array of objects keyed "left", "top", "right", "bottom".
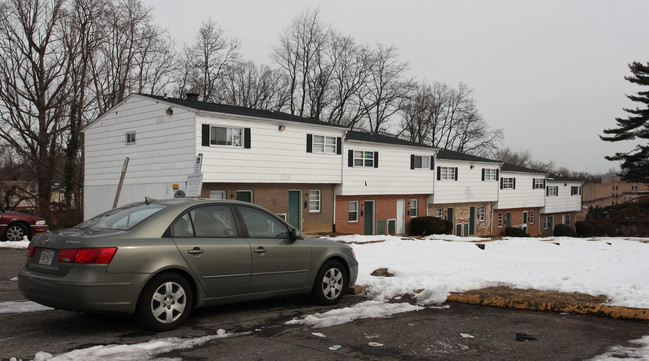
[{"left": 19, "top": 198, "right": 358, "bottom": 331}]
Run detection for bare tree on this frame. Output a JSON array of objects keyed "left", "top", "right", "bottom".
[
  {"left": 0, "top": 0, "right": 74, "bottom": 219},
  {"left": 360, "top": 45, "right": 413, "bottom": 134},
  {"left": 216, "top": 61, "right": 289, "bottom": 110},
  {"left": 495, "top": 147, "right": 555, "bottom": 171}
]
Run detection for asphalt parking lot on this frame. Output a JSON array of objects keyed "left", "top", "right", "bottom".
[{"left": 2, "top": 248, "right": 649, "bottom": 360}]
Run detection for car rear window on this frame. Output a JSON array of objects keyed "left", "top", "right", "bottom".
[{"left": 77, "top": 203, "right": 166, "bottom": 231}]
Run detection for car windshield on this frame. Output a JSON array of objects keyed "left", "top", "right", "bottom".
[{"left": 76, "top": 203, "right": 166, "bottom": 231}]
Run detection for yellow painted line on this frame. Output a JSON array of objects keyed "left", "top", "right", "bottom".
[{"left": 447, "top": 293, "right": 649, "bottom": 321}]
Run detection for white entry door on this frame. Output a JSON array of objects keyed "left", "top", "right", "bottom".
[{"left": 396, "top": 199, "right": 406, "bottom": 234}]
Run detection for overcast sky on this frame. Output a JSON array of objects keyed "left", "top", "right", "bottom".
[{"left": 143, "top": 0, "right": 649, "bottom": 174}]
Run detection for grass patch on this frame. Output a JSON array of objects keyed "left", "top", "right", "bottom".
[{"left": 462, "top": 286, "right": 608, "bottom": 304}]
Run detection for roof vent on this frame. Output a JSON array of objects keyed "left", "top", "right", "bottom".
[{"left": 186, "top": 92, "right": 199, "bottom": 102}]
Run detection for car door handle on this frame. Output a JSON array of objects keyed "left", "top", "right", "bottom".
[
  {"left": 187, "top": 247, "right": 204, "bottom": 255},
  {"left": 253, "top": 247, "right": 267, "bottom": 254}
]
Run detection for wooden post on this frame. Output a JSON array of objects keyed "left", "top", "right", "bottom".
[{"left": 113, "top": 157, "right": 129, "bottom": 208}]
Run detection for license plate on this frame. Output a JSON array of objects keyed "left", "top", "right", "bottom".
[{"left": 38, "top": 249, "right": 55, "bottom": 266}]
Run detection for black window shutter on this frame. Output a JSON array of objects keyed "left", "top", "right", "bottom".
[
  {"left": 496, "top": 169, "right": 499, "bottom": 180},
  {"left": 374, "top": 152, "right": 379, "bottom": 168},
  {"left": 543, "top": 179, "right": 546, "bottom": 188},
  {"left": 306, "top": 134, "right": 313, "bottom": 153},
  {"left": 513, "top": 178, "right": 516, "bottom": 189},
  {"left": 336, "top": 137, "right": 342, "bottom": 155},
  {"left": 201, "top": 124, "right": 210, "bottom": 147},
  {"left": 500, "top": 178, "right": 504, "bottom": 189},
  {"left": 348, "top": 150, "right": 354, "bottom": 167},
  {"left": 546, "top": 187, "right": 550, "bottom": 196},
  {"left": 430, "top": 156, "right": 435, "bottom": 170},
  {"left": 410, "top": 154, "right": 415, "bottom": 170},
  {"left": 532, "top": 178, "right": 535, "bottom": 189},
  {"left": 244, "top": 128, "right": 251, "bottom": 149},
  {"left": 437, "top": 166, "right": 441, "bottom": 181},
  {"left": 454, "top": 167, "right": 458, "bottom": 181},
  {"left": 481, "top": 169, "right": 485, "bottom": 181}
]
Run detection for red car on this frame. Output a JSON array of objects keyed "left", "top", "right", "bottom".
[{"left": 0, "top": 210, "right": 48, "bottom": 242}]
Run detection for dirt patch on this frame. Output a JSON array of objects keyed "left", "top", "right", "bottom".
[{"left": 461, "top": 286, "right": 608, "bottom": 304}]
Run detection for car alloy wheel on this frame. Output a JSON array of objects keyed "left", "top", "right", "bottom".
[
  {"left": 136, "top": 272, "right": 192, "bottom": 331},
  {"left": 311, "top": 260, "right": 347, "bottom": 305},
  {"left": 5, "top": 223, "right": 27, "bottom": 242}
]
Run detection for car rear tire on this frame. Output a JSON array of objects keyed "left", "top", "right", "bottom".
[
  {"left": 135, "top": 272, "right": 193, "bottom": 331},
  {"left": 311, "top": 260, "right": 347, "bottom": 305},
  {"left": 4, "top": 223, "right": 28, "bottom": 242}
]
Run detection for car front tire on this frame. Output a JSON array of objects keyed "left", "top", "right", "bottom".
[
  {"left": 4, "top": 223, "right": 28, "bottom": 242},
  {"left": 135, "top": 272, "right": 193, "bottom": 331},
  {"left": 311, "top": 260, "right": 347, "bottom": 305}
]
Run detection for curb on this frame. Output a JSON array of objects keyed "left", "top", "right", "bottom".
[{"left": 447, "top": 293, "right": 649, "bottom": 322}]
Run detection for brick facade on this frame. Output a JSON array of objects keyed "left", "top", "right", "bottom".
[
  {"left": 201, "top": 183, "right": 335, "bottom": 233},
  {"left": 335, "top": 194, "right": 428, "bottom": 235},
  {"left": 428, "top": 202, "right": 493, "bottom": 236},
  {"left": 492, "top": 207, "right": 543, "bottom": 236}
]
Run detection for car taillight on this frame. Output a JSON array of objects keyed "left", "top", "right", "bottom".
[
  {"left": 58, "top": 248, "right": 117, "bottom": 264},
  {"left": 27, "top": 245, "right": 37, "bottom": 258}
]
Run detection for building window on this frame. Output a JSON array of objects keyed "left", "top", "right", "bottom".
[
  {"left": 349, "top": 201, "right": 359, "bottom": 222},
  {"left": 438, "top": 167, "right": 457, "bottom": 181},
  {"left": 236, "top": 190, "right": 252, "bottom": 202},
  {"left": 498, "top": 213, "right": 503, "bottom": 228},
  {"left": 211, "top": 126, "right": 242, "bottom": 147},
  {"left": 411, "top": 155, "right": 431, "bottom": 170},
  {"left": 571, "top": 186, "right": 582, "bottom": 196},
  {"left": 547, "top": 186, "right": 559, "bottom": 197},
  {"left": 530, "top": 210, "right": 535, "bottom": 224},
  {"left": 125, "top": 131, "right": 136, "bottom": 145},
  {"left": 566, "top": 214, "right": 572, "bottom": 227},
  {"left": 501, "top": 177, "right": 516, "bottom": 189},
  {"left": 353, "top": 151, "right": 375, "bottom": 167},
  {"left": 632, "top": 184, "right": 638, "bottom": 192},
  {"left": 313, "top": 135, "right": 337, "bottom": 154},
  {"left": 435, "top": 208, "right": 443, "bottom": 218},
  {"left": 479, "top": 205, "right": 486, "bottom": 221},
  {"left": 482, "top": 169, "right": 498, "bottom": 181},
  {"left": 209, "top": 190, "right": 226, "bottom": 199},
  {"left": 410, "top": 199, "right": 418, "bottom": 217},
  {"left": 309, "top": 190, "right": 321, "bottom": 213},
  {"left": 544, "top": 216, "right": 548, "bottom": 230},
  {"left": 533, "top": 178, "right": 545, "bottom": 189}
]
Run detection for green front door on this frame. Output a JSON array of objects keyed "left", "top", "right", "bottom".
[
  {"left": 364, "top": 201, "right": 374, "bottom": 235},
  {"left": 288, "top": 191, "right": 300, "bottom": 230},
  {"left": 506, "top": 212, "right": 512, "bottom": 228},
  {"left": 469, "top": 206, "right": 476, "bottom": 235}
]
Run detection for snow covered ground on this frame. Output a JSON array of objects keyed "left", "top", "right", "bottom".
[{"left": 3, "top": 235, "right": 649, "bottom": 360}]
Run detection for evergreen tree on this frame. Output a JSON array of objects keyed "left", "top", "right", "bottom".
[{"left": 601, "top": 61, "right": 649, "bottom": 183}]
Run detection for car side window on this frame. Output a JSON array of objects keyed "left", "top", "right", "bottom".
[
  {"left": 238, "top": 206, "right": 290, "bottom": 239},
  {"left": 189, "top": 206, "right": 238, "bottom": 238},
  {"left": 172, "top": 213, "right": 194, "bottom": 237}
]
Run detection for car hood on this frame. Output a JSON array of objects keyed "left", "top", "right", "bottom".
[{"left": 1, "top": 210, "right": 43, "bottom": 222}]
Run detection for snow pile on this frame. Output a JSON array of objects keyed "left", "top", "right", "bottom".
[
  {"left": 0, "top": 300, "right": 51, "bottom": 314},
  {"left": 0, "top": 238, "right": 30, "bottom": 249},
  {"left": 329, "top": 235, "right": 649, "bottom": 308},
  {"left": 285, "top": 300, "right": 422, "bottom": 328},
  {"left": 32, "top": 329, "right": 247, "bottom": 361},
  {"left": 590, "top": 335, "right": 649, "bottom": 360}
]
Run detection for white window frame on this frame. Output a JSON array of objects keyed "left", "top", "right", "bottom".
[
  {"left": 479, "top": 205, "right": 486, "bottom": 221},
  {"left": 435, "top": 208, "right": 443, "bottom": 218},
  {"left": 308, "top": 190, "right": 321, "bottom": 213},
  {"left": 210, "top": 125, "right": 243, "bottom": 147},
  {"left": 483, "top": 169, "right": 498, "bottom": 181},
  {"left": 209, "top": 190, "right": 226, "bottom": 199},
  {"left": 498, "top": 213, "right": 503, "bottom": 228},
  {"left": 125, "top": 131, "right": 136, "bottom": 145},
  {"left": 533, "top": 178, "right": 545, "bottom": 189},
  {"left": 502, "top": 177, "right": 515, "bottom": 189},
  {"left": 530, "top": 210, "right": 535, "bottom": 224},
  {"left": 571, "top": 186, "right": 582, "bottom": 196},
  {"left": 353, "top": 151, "right": 374, "bottom": 167},
  {"left": 566, "top": 214, "right": 572, "bottom": 227},
  {"left": 544, "top": 216, "right": 548, "bottom": 230},
  {"left": 410, "top": 199, "right": 418, "bottom": 218},
  {"left": 313, "top": 135, "right": 337, "bottom": 154},
  {"left": 547, "top": 186, "right": 559, "bottom": 197},
  {"left": 413, "top": 155, "right": 431, "bottom": 170},
  {"left": 439, "top": 167, "right": 456, "bottom": 181},
  {"left": 348, "top": 201, "right": 359, "bottom": 222}
]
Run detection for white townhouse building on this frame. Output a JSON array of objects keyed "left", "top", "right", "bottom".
[
  {"left": 492, "top": 163, "right": 548, "bottom": 236},
  {"left": 429, "top": 149, "right": 503, "bottom": 236},
  {"left": 541, "top": 176, "right": 584, "bottom": 235}
]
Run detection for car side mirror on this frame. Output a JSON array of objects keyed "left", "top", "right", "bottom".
[{"left": 290, "top": 228, "right": 303, "bottom": 241}]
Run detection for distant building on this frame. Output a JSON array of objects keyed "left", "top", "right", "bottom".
[{"left": 582, "top": 175, "right": 649, "bottom": 209}]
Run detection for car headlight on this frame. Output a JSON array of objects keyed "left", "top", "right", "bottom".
[{"left": 36, "top": 220, "right": 47, "bottom": 225}]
